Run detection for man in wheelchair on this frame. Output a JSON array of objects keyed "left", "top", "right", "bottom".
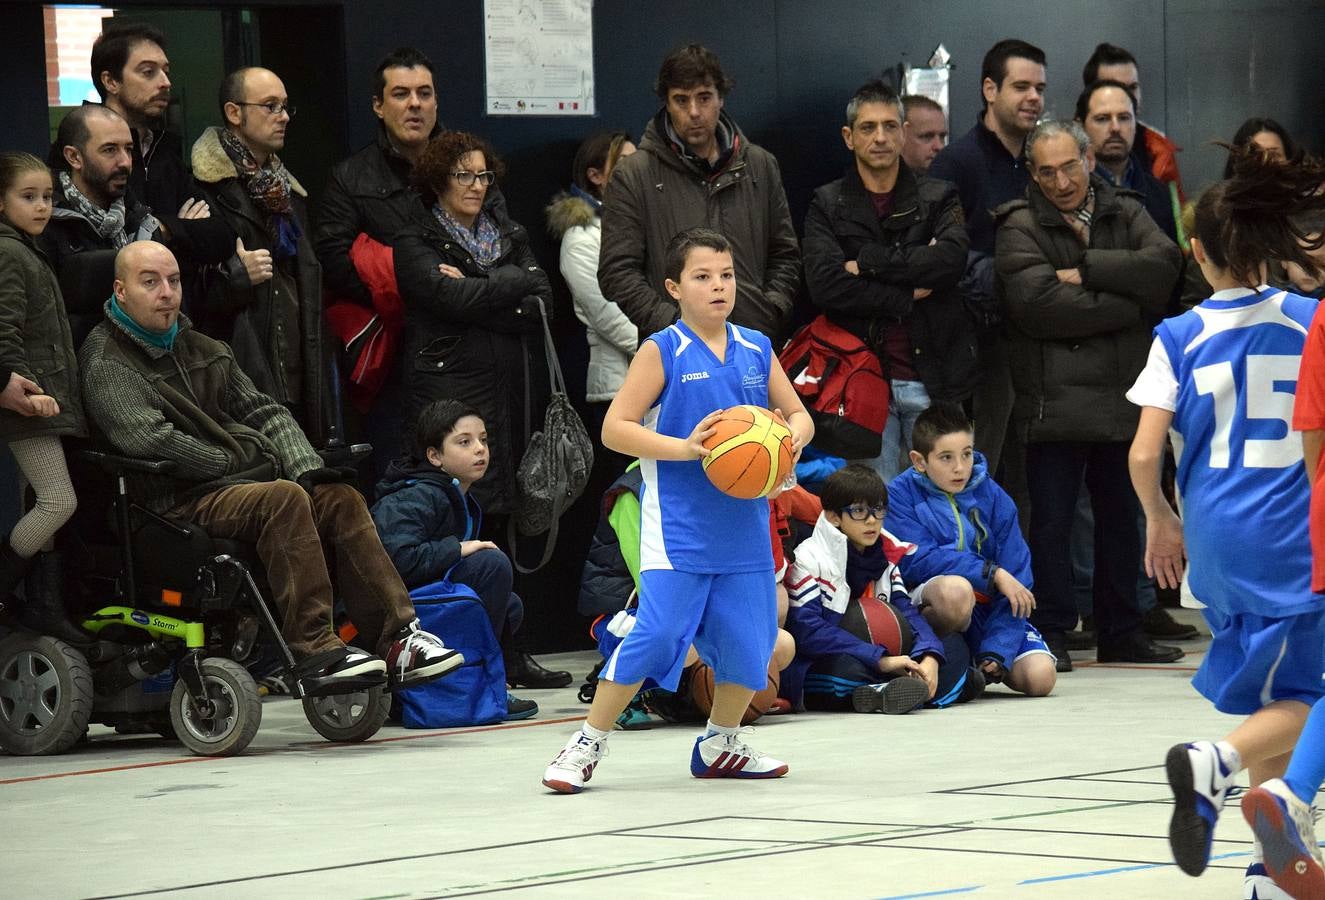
[{"left": 79, "top": 241, "right": 463, "bottom": 688}]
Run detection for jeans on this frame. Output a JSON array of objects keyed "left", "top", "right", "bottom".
[
  {"left": 174, "top": 481, "right": 416, "bottom": 659},
  {"left": 855, "top": 379, "right": 930, "bottom": 481},
  {"left": 1025, "top": 441, "right": 1143, "bottom": 643},
  {"left": 447, "top": 548, "right": 525, "bottom": 641}
]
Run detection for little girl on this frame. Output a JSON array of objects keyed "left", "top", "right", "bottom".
[{"left": 0, "top": 152, "right": 87, "bottom": 640}]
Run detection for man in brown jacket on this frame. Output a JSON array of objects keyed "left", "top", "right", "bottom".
[
  {"left": 995, "top": 120, "right": 1182, "bottom": 670},
  {"left": 597, "top": 44, "right": 800, "bottom": 342}
]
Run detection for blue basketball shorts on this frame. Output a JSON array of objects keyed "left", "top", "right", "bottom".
[
  {"left": 1193, "top": 606, "right": 1325, "bottom": 715},
  {"left": 601, "top": 569, "right": 777, "bottom": 692}
]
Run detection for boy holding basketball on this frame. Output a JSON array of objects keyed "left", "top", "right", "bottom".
[
  {"left": 884, "top": 402, "right": 1057, "bottom": 697},
  {"left": 542, "top": 227, "right": 813, "bottom": 793}
]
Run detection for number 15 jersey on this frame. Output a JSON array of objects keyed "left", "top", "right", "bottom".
[{"left": 1127, "top": 287, "right": 1318, "bottom": 618}]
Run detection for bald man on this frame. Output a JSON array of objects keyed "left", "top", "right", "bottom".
[
  {"left": 79, "top": 241, "right": 463, "bottom": 686},
  {"left": 189, "top": 67, "right": 329, "bottom": 444}
]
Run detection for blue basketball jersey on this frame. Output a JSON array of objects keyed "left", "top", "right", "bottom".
[
  {"left": 639, "top": 321, "right": 776, "bottom": 574},
  {"left": 1143, "top": 287, "right": 1318, "bottom": 617}
]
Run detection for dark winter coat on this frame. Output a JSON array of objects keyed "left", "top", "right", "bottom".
[
  {"left": 370, "top": 458, "right": 483, "bottom": 589},
  {"left": 597, "top": 110, "right": 801, "bottom": 342},
  {"left": 0, "top": 222, "right": 85, "bottom": 442},
  {"left": 190, "top": 127, "right": 331, "bottom": 446},
  {"left": 391, "top": 194, "right": 553, "bottom": 514},
  {"left": 577, "top": 464, "right": 644, "bottom": 617},
  {"left": 803, "top": 162, "right": 977, "bottom": 401},
  {"left": 994, "top": 176, "right": 1181, "bottom": 443}
]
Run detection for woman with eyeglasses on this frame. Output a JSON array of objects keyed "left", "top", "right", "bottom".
[{"left": 391, "top": 131, "right": 553, "bottom": 520}]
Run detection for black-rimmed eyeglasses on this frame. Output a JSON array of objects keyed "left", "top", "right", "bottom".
[
  {"left": 450, "top": 170, "right": 496, "bottom": 186},
  {"left": 841, "top": 503, "right": 886, "bottom": 522},
  {"left": 235, "top": 101, "right": 295, "bottom": 118}
]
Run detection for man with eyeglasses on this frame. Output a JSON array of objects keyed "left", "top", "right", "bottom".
[
  {"left": 190, "top": 67, "right": 331, "bottom": 443},
  {"left": 994, "top": 120, "right": 1183, "bottom": 668}
]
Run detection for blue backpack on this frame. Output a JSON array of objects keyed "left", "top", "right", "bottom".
[{"left": 398, "top": 580, "right": 506, "bottom": 728}]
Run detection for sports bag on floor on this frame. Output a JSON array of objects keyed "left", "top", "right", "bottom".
[
  {"left": 397, "top": 580, "right": 506, "bottom": 728},
  {"left": 778, "top": 314, "right": 889, "bottom": 459}
]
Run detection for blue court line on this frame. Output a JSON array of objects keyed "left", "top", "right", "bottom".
[
  {"left": 877, "top": 888, "right": 984, "bottom": 899},
  {"left": 1017, "top": 850, "right": 1251, "bottom": 885}
]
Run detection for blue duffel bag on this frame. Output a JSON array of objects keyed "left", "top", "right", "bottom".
[{"left": 398, "top": 579, "right": 506, "bottom": 728}]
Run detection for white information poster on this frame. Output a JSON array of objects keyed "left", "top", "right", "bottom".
[{"left": 484, "top": 0, "right": 595, "bottom": 116}]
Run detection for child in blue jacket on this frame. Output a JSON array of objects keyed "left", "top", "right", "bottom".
[
  {"left": 371, "top": 400, "right": 573, "bottom": 717},
  {"left": 885, "top": 402, "right": 1056, "bottom": 696}
]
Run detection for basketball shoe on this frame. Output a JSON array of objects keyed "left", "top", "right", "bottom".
[
  {"left": 1166, "top": 741, "right": 1239, "bottom": 875},
  {"left": 1241, "top": 779, "right": 1325, "bottom": 898},
  {"left": 542, "top": 731, "right": 608, "bottom": 794},
  {"left": 690, "top": 728, "right": 788, "bottom": 779},
  {"left": 851, "top": 677, "right": 928, "bottom": 714}
]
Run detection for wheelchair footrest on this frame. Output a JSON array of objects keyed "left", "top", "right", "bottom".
[{"left": 297, "top": 672, "right": 387, "bottom": 699}]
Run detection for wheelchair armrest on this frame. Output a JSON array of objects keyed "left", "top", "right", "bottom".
[
  {"left": 317, "top": 442, "right": 372, "bottom": 468},
  {"left": 76, "top": 449, "right": 177, "bottom": 476}
]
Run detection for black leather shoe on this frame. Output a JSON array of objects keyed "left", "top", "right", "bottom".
[
  {"left": 1143, "top": 607, "right": 1200, "bottom": 640},
  {"left": 505, "top": 650, "right": 573, "bottom": 689},
  {"left": 1043, "top": 633, "right": 1073, "bottom": 672},
  {"left": 1097, "top": 632, "right": 1185, "bottom": 664}
]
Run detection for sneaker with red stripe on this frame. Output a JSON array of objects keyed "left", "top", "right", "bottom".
[{"left": 690, "top": 728, "right": 789, "bottom": 779}]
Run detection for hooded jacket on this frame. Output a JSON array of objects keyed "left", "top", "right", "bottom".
[
  {"left": 803, "top": 161, "right": 977, "bottom": 401},
  {"left": 190, "top": 126, "right": 330, "bottom": 446},
  {"left": 546, "top": 188, "right": 636, "bottom": 402},
  {"left": 577, "top": 462, "right": 644, "bottom": 617},
  {"left": 0, "top": 222, "right": 85, "bottom": 442},
  {"left": 371, "top": 457, "right": 483, "bottom": 589},
  {"left": 597, "top": 109, "right": 800, "bottom": 342},
  {"left": 994, "top": 175, "right": 1181, "bottom": 443}
]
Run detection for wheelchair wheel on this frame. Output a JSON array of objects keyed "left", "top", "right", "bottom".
[
  {"left": 0, "top": 633, "right": 94, "bottom": 756},
  {"left": 302, "top": 684, "right": 390, "bottom": 743},
  {"left": 170, "top": 658, "right": 261, "bottom": 757}
]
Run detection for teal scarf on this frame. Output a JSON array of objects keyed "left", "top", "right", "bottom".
[{"left": 110, "top": 295, "right": 178, "bottom": 350}]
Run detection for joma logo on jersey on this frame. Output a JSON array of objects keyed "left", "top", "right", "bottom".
[{"left": 681, "top": 371, "right": 710, "bottom": 383}]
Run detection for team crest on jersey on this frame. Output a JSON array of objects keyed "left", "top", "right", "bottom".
[
  {"left": 681, "top": 371, "right": 710, "bottom": 383},
  {"left": 741, "top": 365, "right": 766, "bottom": 390}
]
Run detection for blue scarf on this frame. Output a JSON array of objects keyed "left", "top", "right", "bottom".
[{"left": 110, "top": 295, "right": 178, "bottom": 350}]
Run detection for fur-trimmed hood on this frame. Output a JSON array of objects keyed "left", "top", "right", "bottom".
[
  {"left": 544, "top": 188, "right": 598, "bottom": 240},
  {"left": 190, "top": 126, "right": 307, "bottom": 196}
]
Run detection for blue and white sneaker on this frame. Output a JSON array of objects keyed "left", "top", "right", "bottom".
[
  {"left": 690, "top": 728, "right": 788, "bottom": 779},
  {"left": 1243, "top": 862, "right": 1296, "bottom": 899},
  {"left": 1166, "top": 741, "right": 1238, "bottom": 875},
  {"left": 1241, "top": 779, "right": 1325, "bottom": 899}
]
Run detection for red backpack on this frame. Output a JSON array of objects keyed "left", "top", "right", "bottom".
[{"left": 778, "top": 315, "right": 889, "bottom": 459}]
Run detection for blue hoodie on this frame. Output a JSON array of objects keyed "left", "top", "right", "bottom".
[{"left": 886, "top": 452, "right": 1032, "bottom": 664}]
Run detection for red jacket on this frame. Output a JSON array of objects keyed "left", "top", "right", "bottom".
[{"left": 324, "top": 233, "right": 404, "bottom": 412}]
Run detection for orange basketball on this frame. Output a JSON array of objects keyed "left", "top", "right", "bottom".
[
  {"left": 688, "top": 662, "right": 780, "bottom": 725},
  {"left": 700, "top": 405, "right": 794, "bottom": 499}
]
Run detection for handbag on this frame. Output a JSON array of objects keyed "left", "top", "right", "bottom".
[{"left": 508, "top": 297, "right": 594, "bottom": 573}]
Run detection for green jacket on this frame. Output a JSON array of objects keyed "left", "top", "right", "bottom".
[
  {"left": 0, "top": 221, "right": 85, "bottom": 442},
  {"left": 78, "top": 301, "right": 322, "bottom": 514}
]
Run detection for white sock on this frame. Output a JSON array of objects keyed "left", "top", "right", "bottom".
[
  {"left": 705, "top": 720, "right": 739, "bottom": 739},
  {"left": 581, "top": 723, "right": 611, "bottom": 742},
  {"left": 1214, "top": 740, "right": 1243, "bottom": 774}
]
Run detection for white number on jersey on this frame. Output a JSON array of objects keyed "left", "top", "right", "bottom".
[{"left": 1192, "top": 355, "right": 1302, "bottom": 469}]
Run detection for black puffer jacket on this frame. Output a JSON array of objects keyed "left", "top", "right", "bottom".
[
  {"left": 371, "top": 457, "right": 483, "bottom": 589},
  {"left": 994, "top": 176, "right": 1181, "bottom": 443},
  {"left": 803, "top": 162, "right": 977, "bottom": 401},
  {"left": 392, "top": 195, "right": 553, "bottom": 514}
]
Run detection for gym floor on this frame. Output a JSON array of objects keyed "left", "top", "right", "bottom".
[{"left": 0, "top": 608, "right": 1288, "bottom": 899}]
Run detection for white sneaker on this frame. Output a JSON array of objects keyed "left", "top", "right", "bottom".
[
  {"left": 1165, "top": 741, "right": 1238, "bottom": 876},
  {"left": 543, "top": 731, "right": 608, "bottom": 794},
  {"left": 1242, "top": 779, "right": 1325, "bottom": 899},
  {"left": 385, "top": 619, "right": 463, "bottom": 685},
  {"left": 690, "top": 728, "right": 788, "bottom": 779}
]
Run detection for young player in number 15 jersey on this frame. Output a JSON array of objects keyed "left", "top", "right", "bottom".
[{"left": 1127, "top": 171, "right": 1325, "bottom": 898}]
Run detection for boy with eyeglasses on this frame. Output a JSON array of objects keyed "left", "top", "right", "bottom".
[
  {"left": 783, "top": 464, "right": 976, "bottom": 714},
  {"left": 884, "top": 402, "right": 1058, "bottom": 697}
]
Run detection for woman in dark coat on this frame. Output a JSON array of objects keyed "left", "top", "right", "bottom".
[{"left": 392, "top": 132, "right": 552, "bottom": 515}]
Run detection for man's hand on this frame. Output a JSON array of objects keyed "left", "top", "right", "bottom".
[
  {"left": 993, "top": 568, "right": 1036, "bottom": 618},
  {"left": 1145, "top": 509, "right": 1187, "bottom": 590},
  {"left": 912, "top": 287, "right": 933, "bottom": 300},
  {"left": 878, "top": 654, "right": 923, "bottom": 678},
  {"left": 460, "top": 540, "right": 499, "bottom": 557},
  {"left": 684, "top": 409, "right": 724, "bottom": 460},
  {"left": 1055, "top": 268, "right": 1083, "bottom": 285},
  {"left": 295, "top": 467, "right": 356, "bottom": 496},
  {"left": 844, "top": 260, "right": 861, "bottom": 276},
  {"left": 0, "top": 372, "right": 45, "bottom": 416},
  {"left": 236, "top": 237, "right": 273, "bottom": 285},
  {"left": 28, "top": 394, "right": 60, "bottom": 417},
  {"left": 178, "top": 198, "right": 210, "bottom": 219},
  {"left": 917, "top": 654, "right": 939, "bottom": 699},
  {"left": 438, "top": 263, "right": 465, "bottom": 279}
]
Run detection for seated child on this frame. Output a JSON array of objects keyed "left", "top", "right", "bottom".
[
  {"left": 785, "top": 464, "right": 976, "bottom": 713},
  {"left": 371, "top": 399, "right": 573, "bottom": 719},
  {"left": 884, "top": 402, "right": 1056, "bottom": 697}
]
